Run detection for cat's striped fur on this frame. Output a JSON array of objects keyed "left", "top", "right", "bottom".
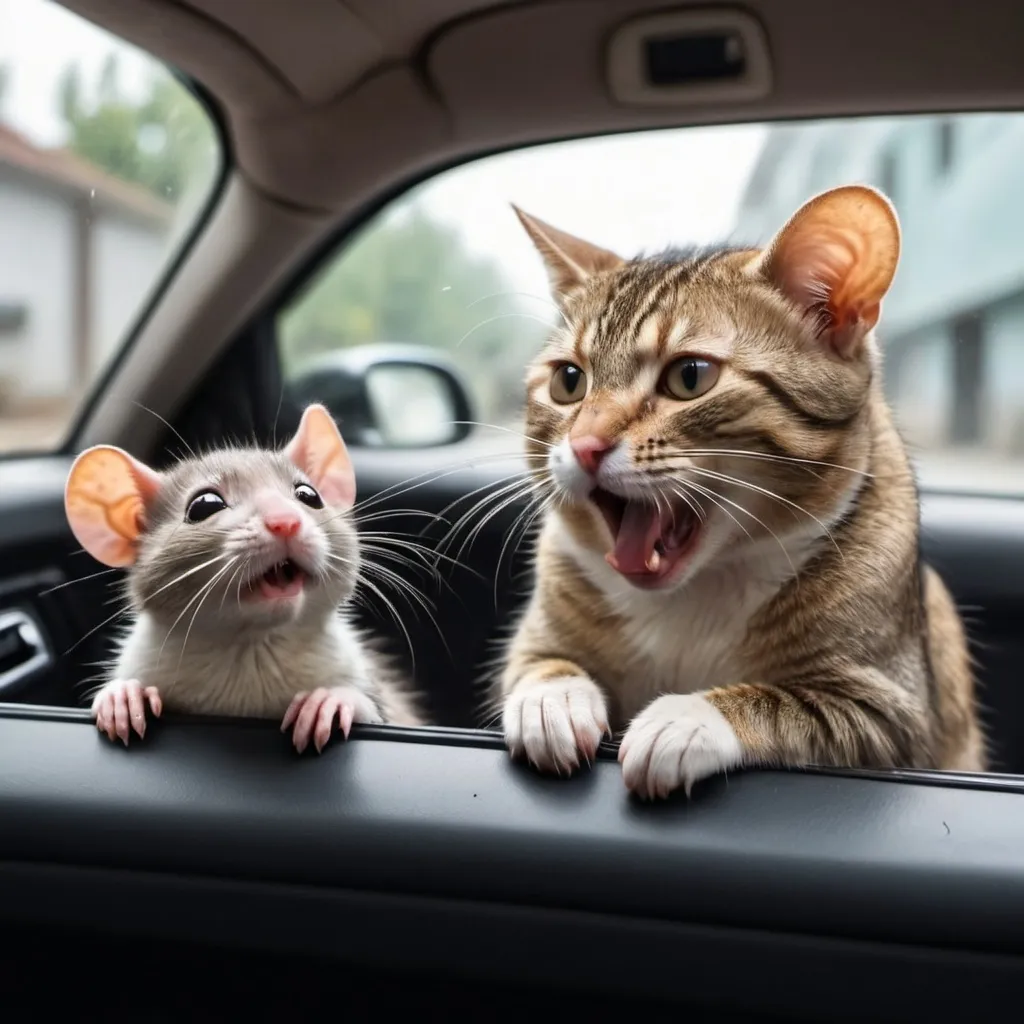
[{"left": 496, "top": 185, "right": 985, "bottom": 799}]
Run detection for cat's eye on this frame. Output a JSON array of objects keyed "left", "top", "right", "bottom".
[
  {"left": 550, "top": 363, "right": 587, "bottom": 404},
  {"left": 294, "top": 482, "right": 324, "bottom": 509},
  {"left": 661, "top": 357, "right": 720, "bottom": 401},
  {"left": 185, "top": 490, "right": 227, "bottom": 523}
]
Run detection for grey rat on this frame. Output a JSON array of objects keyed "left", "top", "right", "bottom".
[{"left": 64, "top": 403, "right": 424, "bottom": 750}]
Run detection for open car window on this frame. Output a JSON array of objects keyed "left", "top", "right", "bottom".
[
  {"left": 279, "top": 111, "right": 1024, "bottom": 497},
  {"left": 0, "top": 0, "right": 222, "bottom": 454}
]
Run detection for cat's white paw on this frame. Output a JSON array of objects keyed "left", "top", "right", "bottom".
[
  {"left": 504, "top": 677, "right": 610, "bottom": 775},
  {"left": 281, "top": 685, "right": 383, "bottom": 754},
  {"left": 619, "top": 693, "right": 742, "bottom": 800},
  {"left": 91, "top": 678, "right": 163, "bottom": 746}
]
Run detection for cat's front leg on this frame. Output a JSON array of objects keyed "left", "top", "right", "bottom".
[
  {"left": 619, "top": 675, "right": 925, "bottom": 800},
  {"left": 503, "top": 662, "right": 611, "bottom": 774},
  {"left": 91, "top": 678, "right": 163, "bottom": 746}
]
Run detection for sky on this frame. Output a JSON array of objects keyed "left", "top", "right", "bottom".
[
  {"left": 0, "top": 0, "right": 151, "bottom": 147},
  {"left": 0, "top": 0, "right": 770, "bottom": 300}
]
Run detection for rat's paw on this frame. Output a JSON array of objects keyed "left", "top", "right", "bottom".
[
  {"left": 91, "top": 679, "right": 163, "bottom": 746},
  {"left": 619, "top": 694, "right": 742, "bottom": 800},
  {"left": 503, "top": 677, "right": 610, "bottom": 775},
  {"left": 281, "top": 686, "right": 384, "bottom": 754}
]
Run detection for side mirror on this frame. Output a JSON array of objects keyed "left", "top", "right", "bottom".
[{"left": 286, "top": 343, "right": 474, "bottom": 449}]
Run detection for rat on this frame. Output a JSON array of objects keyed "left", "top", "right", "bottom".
[{"left": 63, "top": 403, "right": 425, "bottom": 751}]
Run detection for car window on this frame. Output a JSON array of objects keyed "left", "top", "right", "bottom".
[
  {"left": 0, "top": 0, "right": 221, "bottom": 452},
  {"left": 278, "top": 111, "right": 1024, "bottom": 496}
]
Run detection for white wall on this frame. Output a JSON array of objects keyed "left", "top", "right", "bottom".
[
  {"left": 983, "top": 294, "right": 1024, "bottom": 454},
  {"left": 0, "top": 170, "right": 75, "bottom": 399},
  {"left": 91, "top": 211, "right": 168, "bottom": 373},
  {"left": 887, "top": 324, "right": 952, "bottom": 450}
]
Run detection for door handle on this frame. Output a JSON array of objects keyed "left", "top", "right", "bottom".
[{"left": 0, "top": 609, "right": 52, "bottom": 698}]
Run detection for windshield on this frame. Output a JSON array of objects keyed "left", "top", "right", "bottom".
[
  {"left": 0, "top": 0, "right": 222, "bottom": 452},
  {"left": 281, "top": 110, "right": 1024, "bottom": 496}
]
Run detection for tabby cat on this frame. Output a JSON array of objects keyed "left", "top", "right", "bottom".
[{"left": 496, "top": 184, "right": 985, "bottom": 799}]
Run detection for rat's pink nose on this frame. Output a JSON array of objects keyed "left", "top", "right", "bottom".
[
  {"left": 570, "top": 435, "right": 615, "bottom": 476},
  {"left": 264, "top": 513, "right": 300, "bottom": 538}
]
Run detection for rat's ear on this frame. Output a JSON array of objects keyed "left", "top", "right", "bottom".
[
  {"left": 65, "top": 446, "right": 164, "bottom": 567},
  {"left": 512, "top": 204, "right": 624, "bottom": 303},
  {"left": 751, "top": 184, "right": 901, "bottom": 360},
  {"left": 284, "top": 404, "right": 356, "bottom": 509}
]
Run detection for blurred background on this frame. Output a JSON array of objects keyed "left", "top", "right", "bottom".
[{"left": 3, "top": 1, "right": 1024, "bottom": 495}]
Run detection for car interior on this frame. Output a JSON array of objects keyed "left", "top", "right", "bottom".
[{"left": 4, "top": 1, "right": 1024, "bottom": 1020}]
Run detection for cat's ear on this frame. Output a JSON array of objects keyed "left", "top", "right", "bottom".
[
  {"left": 512, "top": 205, "right": 624, "bottom": 301},
  {"left": 65, "top": 446, "right": 164, "bottom": 567},
  {"left": 753, "top": 185, "right": 901, "bottom": 360},
  {"left": 284, "top": 404, "right": 356, "bottom": 509}
]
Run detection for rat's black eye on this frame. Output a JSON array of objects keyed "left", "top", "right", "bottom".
[
  {"left": 294, "top": 482, "right": 324, "bottom": 509},
  {"left": 185, "top": 490, "right": 227, "bottom": 523}
]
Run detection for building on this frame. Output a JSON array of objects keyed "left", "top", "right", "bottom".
[
  {"left": 0, "top": 122, "right": 171, "bottom": 411},
  {"left": 733, "top": 113, "right": 1024, "bottom": 456}
]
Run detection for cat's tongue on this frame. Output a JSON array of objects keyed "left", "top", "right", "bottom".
[
  {"left": 606, "top": 500, "right": 666, "bottom": 576},
  {"left": 603, "top": 498, "right": 697, "bottom": 581}
]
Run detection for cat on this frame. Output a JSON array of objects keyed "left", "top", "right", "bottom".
[{"left": 494, "top": 184, "right": 985, "bottom": 799}]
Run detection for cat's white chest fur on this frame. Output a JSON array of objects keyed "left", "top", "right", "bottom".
[
  {"left": 556, "top": 519, "right": 823, "bottom": 721},
  {"left": 112, "top": 611, "right": 372, "bottom": 718}
]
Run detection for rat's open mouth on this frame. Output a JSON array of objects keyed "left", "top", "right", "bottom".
[
  {"left": 589, "top": 487, "right": 701, "bottom": 587},
  {"left": 248, "top": 558, "right": 307, "bottom": 600}
]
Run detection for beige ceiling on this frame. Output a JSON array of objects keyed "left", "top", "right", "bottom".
[{"left": 56, "top": 0, "right": 1024, "bottom": 451}]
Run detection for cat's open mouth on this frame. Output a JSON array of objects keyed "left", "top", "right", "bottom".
[
  {"left": 247, "top": 558, "right": 307, "bottom": 601},
  {"left": 589, "top": 487, "right": 700, "bottom": 587}
]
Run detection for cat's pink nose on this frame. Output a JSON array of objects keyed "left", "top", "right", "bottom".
[
  {"left": 570, "top": 435, "right": 615, "bottom": 476},
  {"left": 264, "top": 513, "right": 300, "bottom": 539}
]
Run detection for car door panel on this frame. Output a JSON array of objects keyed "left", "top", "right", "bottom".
[{"left": 2, "top": 710, "right": 1024, "bottom": 1023}]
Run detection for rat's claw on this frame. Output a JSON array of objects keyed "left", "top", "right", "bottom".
[
  {"left": 280, "top": 691, "right": 308, "bottom": 732},
  {"left": 91, "top": 679, "right": 161, "bottom": 746},
  {"left": 284, "top": 686, "right": 383, "bottom": 754}
]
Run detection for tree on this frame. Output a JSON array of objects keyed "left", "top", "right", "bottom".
[
  {"left": 279, "top": 203, "right": 552, "bottom": 423},
  {"left": 56, "top": 56, "right": 217, "bottom": 208}
]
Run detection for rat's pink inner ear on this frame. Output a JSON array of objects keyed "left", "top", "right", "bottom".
[
  {"left": 284, "top": 404, "right": 356, "bottom": 509},
  {"left": 64, "top": 446, "right": 164, "bottom": 567}
]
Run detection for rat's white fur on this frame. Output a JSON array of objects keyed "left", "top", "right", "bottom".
[{"left": 110, "top": 608, "right": 378, "bottom": 719}]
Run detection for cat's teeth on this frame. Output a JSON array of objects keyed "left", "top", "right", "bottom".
[{"left": 646, "top": 550, "right": 661, "bottom": 573}]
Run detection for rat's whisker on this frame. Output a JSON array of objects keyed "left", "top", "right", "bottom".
[{"left": 175, "top": 558, "right": 239, "bottom": 678}]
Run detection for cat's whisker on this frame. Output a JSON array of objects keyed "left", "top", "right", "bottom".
[
  {"left": 494, "top": 487, "right": 555, "bottom": 607},
  {"left": 465, "top": 289, "right": 567, "bottom": 325},
  {"left": 455, "top": 311, "right": 555, "bottom": 349},
  {"left": 687, "top": 466, "right": 845, "bottom": 562},
  {"left": 359, "top": 534, "right": 482, "bottom": 582},
  {"left": 442, "top": 475, "right": 543, "bottom": 563},
  {"left": 658, "top": 447, "right": 872, "bottom": 478},
  {"left": 351, "top": 451, "right": 548, "bottom": 518},
  {"left": 683, "top": 479, "right": 795, "bottom": 576},
  {"left": 449, "top": 421, "right": 555, "bottom": 450},
  {"left": 433, "top": 473, "right": 540, "bottom": 556}
]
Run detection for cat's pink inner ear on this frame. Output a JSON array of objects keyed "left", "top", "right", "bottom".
[
  {"left": 64, "top": 446, "right": 163, "bottom": 567},
  {"left": 759, "top": 185, "right": 901, "bottom": 357},
  {"left": 285, "top": 404, "right": 356, "bottom": 509},
  {"left": 512, "top": 204, "right": 624, "bottom": 300}
]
